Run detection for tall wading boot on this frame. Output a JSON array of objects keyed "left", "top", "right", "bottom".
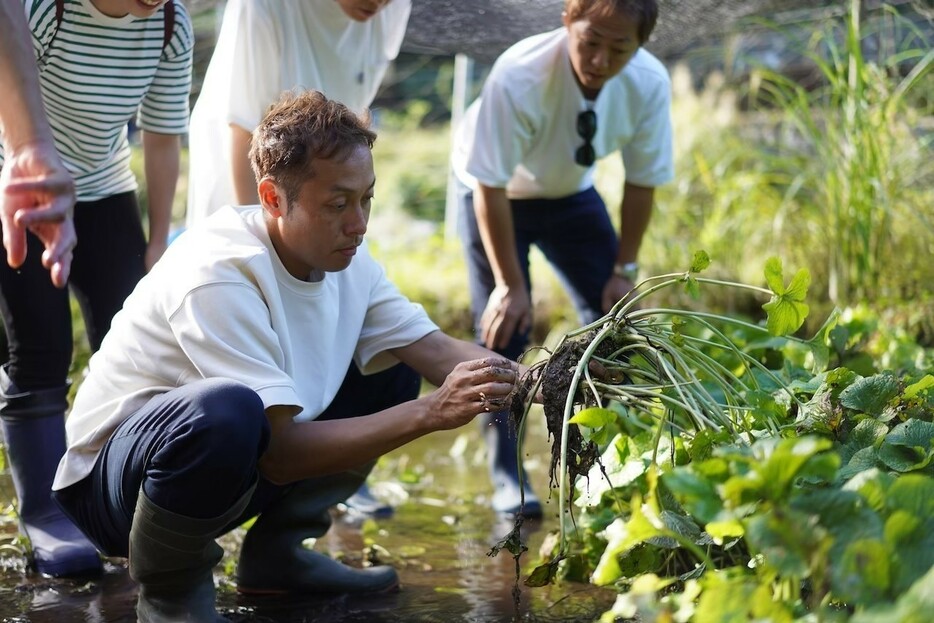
[
  {"left": 130, "top": 485, "right": 254, "bottom": 623},
  {"left": 483, "top": 411, "right": 543, "bottom": 518},
  {"left": 0, "top": 369, "right": 102, "bottom": 577},
  {"left": 237, "top": 466, "right": 398, "bottom": 595}
]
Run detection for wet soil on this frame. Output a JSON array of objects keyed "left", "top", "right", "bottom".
[{"left": 0, "top": 421, "right": 615, "bottom": 622}]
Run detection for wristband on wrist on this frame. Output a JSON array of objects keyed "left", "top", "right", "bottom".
[{"left": 613, "top": 261, "right": 640, "bottom": 281}]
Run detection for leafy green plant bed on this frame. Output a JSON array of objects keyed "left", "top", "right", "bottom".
[{"left": 497, "top": 253, "right": 934, "bottom": 622}]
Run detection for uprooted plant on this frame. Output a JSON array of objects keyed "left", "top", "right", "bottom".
[{"left": 490, "top": 251, "right": 834, "bottom": 586}]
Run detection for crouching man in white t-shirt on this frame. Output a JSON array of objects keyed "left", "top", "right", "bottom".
[{"left": 50, "top": 90, "right": 523, "bottom": 623}]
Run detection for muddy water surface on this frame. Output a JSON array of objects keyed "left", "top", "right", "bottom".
[{"left": 0, "top": 422, "right": 614, "bottom": 622}]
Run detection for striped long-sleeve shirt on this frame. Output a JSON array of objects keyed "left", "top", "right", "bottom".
[{"left": 0, "top": 0, "right": 193, "bottom": 201}]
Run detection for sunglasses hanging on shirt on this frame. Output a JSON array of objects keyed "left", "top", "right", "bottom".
[{"left": 575, "top": 109, "right": 597, "bottom": 167}]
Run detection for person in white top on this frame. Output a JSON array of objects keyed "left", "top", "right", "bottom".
[
  {"left": 51, "top": 90, "right": 524, "bottom": 621},
  {"left": 186, "top": 0, "right": 413, "bottom": 516},
  {"left": 450, "top": 0, "right": 673, "bottom": 517},
  {"left": 185, "top": 0, "right": 411, "bottom": 229}
]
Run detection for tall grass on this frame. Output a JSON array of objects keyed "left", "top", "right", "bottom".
[{"left": 747, "top": 0, "right": 933, "bottom": 307}]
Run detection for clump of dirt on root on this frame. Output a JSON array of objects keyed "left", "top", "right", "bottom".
[{"left": 511, "top": 328, "right": 628, "bottom": 490}]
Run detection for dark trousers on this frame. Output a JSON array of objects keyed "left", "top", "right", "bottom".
[
  {"left": 457, "top": 184, "right": 618, "bottom": 360},
  {"left": 53, "top": 362, "right": 420, "bottom": 558},
  {"left": 0, "top": 191, "right": 146, "bottom": 389}
]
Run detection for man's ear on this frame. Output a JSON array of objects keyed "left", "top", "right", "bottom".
[
  {"left": 561, "top": 10, "right": 571, "bottom": 28},
  {"left": 258, "top": 177, "right": 285, "bottom": 217}
]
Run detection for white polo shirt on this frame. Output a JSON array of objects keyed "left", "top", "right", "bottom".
[
  {"left": 54, "top": 206, "right": 437, "bottom": 490},
  {"left": 452, "top": 27, "right": 674, "bottom": 199}
]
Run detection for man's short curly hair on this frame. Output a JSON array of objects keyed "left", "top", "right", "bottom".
[
  {"left": 564, "top": 0, "right": 659, "bottom": 44},
  {"left": 249, "top": 90, "right": 377, "bottom": 205}
]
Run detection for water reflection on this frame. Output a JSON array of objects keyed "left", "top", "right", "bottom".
[{"left": 1, "top": 425, "right": 614, "bottom": 622}]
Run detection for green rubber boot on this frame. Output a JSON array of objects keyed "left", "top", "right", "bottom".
[
  {"left": 130, "top": 485, "right": 253, "bottom": 623},
  {"left": 237, "top": 465, "right": 398, "bottom": 595}
]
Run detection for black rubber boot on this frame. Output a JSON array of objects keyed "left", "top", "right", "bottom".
[
  {"left": 237, "top": 468, "right": 398, "bottom": 595},
  {"left": 0, "top": 368, "right": 102, "bottom": 577},
  {"left": 482, "top": 411, "right": 542, "bottom": 518},
  {"left": 130, "top": 485, "right": 254, "bottom": 623}
]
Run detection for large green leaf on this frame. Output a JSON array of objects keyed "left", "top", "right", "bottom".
[
  {"left": 885, "top": 511, "right": 934, "bottom": 595},
  {"left": 838, "top": 446, "right": 882, "bottom": 481},
  {"left": 851, "top": 563, "right": 934, "bottom": 623},
  {"left": 882, "top": 475, "right": 934, "bottom": 594},
  {"left": 903, "top": 374, "right": 934, "bottom": 400},
  {"left": 792, "top": 489, "right": 886, "bottom": 604},
  {"left": 835, "top": 539, "right": 891, "bottom": 604},
  {"left": 741, "top": 437, "right": 836, "bottom": 503},
  {"left": 662, "top": 468, "right": 724, "bottom": 525},
  {"left": 745, "top": 507, "right": 826, "bottom": 578},
  {"left": 694, "top": 568, "right": 794, "bottom": 623},
  {"left": 839, "top": 373, "right": 900, "bottom": 415},
  {"left": 878, "top": 419, "right": 934, "bottom": 473},
  {"left": 803, "top": 308, "right": 840, "bottom": 373},
  {"left": 842, "top": 468, "right": 895, "bottom": 513},
  {"left": 885, "top": 473, "right": 934, "bottom": 518},
  {"left": 592, "top": 498, "right": 667, "bottom": 586},
  {"left": 840, "top": 419, "right": 889, "bottom": 465}
]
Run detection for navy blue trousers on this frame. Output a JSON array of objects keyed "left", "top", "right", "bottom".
[
  {"left": 53, "top": 362, "right": 420, "bottom": 558},
  {"left": 0, "top": 191, "right": 146, "bottom": 389},
  {"left": 457, "top": 184, "right": 618, "bottom": 361}
]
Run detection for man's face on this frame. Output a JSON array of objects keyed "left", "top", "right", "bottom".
[
  {"left": 92, "top": 0, "right": 168, "bottom": 19},
  {"left": 334, "top": 0, "right": 393, "bottom": 22},
  {"left": 264, "top": 145, "right": 375, "bottom": 281},
  {"left": 564, "top": 10, "right": 641, "bottom": 98}
]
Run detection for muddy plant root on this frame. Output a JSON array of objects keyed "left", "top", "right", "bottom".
[{"left": 513, "top": 327, "right": 631, "bottom": 490}]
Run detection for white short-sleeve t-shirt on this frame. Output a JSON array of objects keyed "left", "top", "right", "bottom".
[
  {"left": 54, "top": 206, "right": 437, "bottom": 490},
  {"left": 451, "top": 28, "right": 674, "bottom": 199},
  {"left": 186, "top": 0, "right": 411, "bottom": 227}
]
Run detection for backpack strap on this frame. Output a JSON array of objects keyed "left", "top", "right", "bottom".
[
  {"left": 50, "top": 0, "right": 175, "bottom": 54},
  {"left": 162, "top": 0, "right": 175, "bottom": 52}
]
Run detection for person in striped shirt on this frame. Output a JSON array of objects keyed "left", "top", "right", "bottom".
[{"left": 0, "top": 0, "right": 193, "bottom": 578}]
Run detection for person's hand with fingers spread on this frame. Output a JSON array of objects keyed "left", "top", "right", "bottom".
[
  {"left": 480, "top": 284, "right": 532, "bottom": 350},
  {"left": 0, "top": 140, "right": 76, "bottom": 288}
]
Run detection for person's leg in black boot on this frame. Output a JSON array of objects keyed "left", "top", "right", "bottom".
[
  {"left": 0, "top": 193, "right": 147, "bottom": 577},
  {"left": 236, "top": 469, "right": 398, "bottom": 595},
  {"left": 0, "top": 367, "right": 102, "bottom": 577},
  {"left": 131, "top": 486, "right": 254, "bottom": 623},
  {"left": 458, "top": 185, "right": 542, "bottom": 518},
  {"left": 236, "top": 362, "right": 418, "bottom": 594},
  {"left": 481, "top": 410, "right": 542, "bottom": 518},
  {"left": 54, "top": 379, "right": 272, "bottom": 622}
]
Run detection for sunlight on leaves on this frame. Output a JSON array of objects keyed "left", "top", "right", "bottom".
[{"left": 762, "top": 257, "right": 810, "bottom": 336}]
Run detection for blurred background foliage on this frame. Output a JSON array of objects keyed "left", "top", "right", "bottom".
[{"left": 98, "top": 1, "right": 934, "bottom": 384}]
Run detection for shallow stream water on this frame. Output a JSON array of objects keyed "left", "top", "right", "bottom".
[{"left": 0, "top": 422, "right": 615, "bottom": 622}]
